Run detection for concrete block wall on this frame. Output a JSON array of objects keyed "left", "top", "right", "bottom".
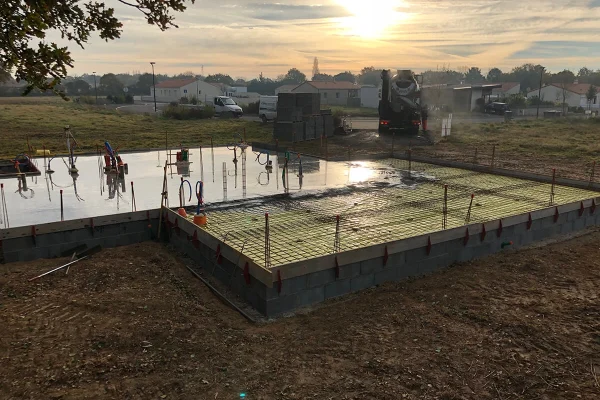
[
  {"left": 0, "top": 212, "right": 159, "bottom": 263},
  {"left": 262, "top": 202, "right": 600, "bottom": 317}
]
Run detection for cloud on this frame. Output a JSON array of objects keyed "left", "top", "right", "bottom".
[
  {"left": 246, "top": 3, "right": 350, "bottom": 21},
  {"left": 42, "top": 0, "right": 600, "bottom": 78}
]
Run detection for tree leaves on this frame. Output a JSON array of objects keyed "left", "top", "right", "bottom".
[{"left": 0, "top": 0, "right": 194, "bottom": 98}]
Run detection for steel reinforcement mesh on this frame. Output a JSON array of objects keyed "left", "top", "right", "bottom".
[{"left": 186, "top": 159, "right": 599, "bottom": 268}]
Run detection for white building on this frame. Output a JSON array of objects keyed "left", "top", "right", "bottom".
[
  {"left": 224, "top": 86, "right": 247, "bottom": 96},
  {"left": 491, "top": 82, "right": 521, "bottom": 99},
  {"left": 151, "top": 78, "right": 222, "bottom": 103},
  {"left": 360, "top": 85, "right": 381, "bottom": 108},
  {"left": 526, "top": 83, "right": 593, "bottom": 108},
  {"left": 292, "top": 81, "right": 360, "bottom": 106}
]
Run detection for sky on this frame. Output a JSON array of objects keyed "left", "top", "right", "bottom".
[{"left": 55, "top": 0, "right": 600, "bottom": 79}]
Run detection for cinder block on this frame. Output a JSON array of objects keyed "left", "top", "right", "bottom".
[
  {"left": 243, "top": 290, "right": 264, "bottom": 314},
  {"left": 585, "top": 215, "right": 597, "bottom": 227},
  {"left": 422, "top": 253, "right": 455, "bottom": 272},
  {"left": 405, "top": 247, "right": 427, "bottom": 263},
  {"left": 3, "top": 237, "right": 32, "bottom": 252},
  {"left": 350, "top": 273, "right": 375, "bottom": 292},
  {"left": 324, "top": 279, "right": 351, "bottom": 300},
  {"left": 530, "top": 219, "right": 543, "bottom": 231},
  {"left": 33, "top": 247, "right": 51, "bottom": 260},
  {"left": 3, "top": 251, "right": 20, "bottom": 263},
  {"left": 36, "top": 231, "right": 66, "bottom": 247},
  {"left": 567, "top": 211, "right": 580, "bottom": 222},
  {"left": 387, "top": 252, "right": 405, "bottom": 268},
  {"left": 265, "top": 295, "right": 297, "bottom": 317},
  {"left": 519, "top": 231, "right": 534, "bottom": 247},
  {"left": 229, "top": 269, "right": 248, "bottom": 297},
  {"left": 573, "top": 218, "right": 586, "bottom": 231},
  {"left": 541, "top": 216, "right": 555, "bottom": 229},
  {"left": 206, "top": 264, "right": 226, "bottom": 285},
  {"left": 533, "top": 227, "right": 555, "bottom": 241},
  {"left": 307, "top": 268, "right": 336, "bottom": 288},
  {"left": 262, "top": 274, "right": 308, "bottom": 300},
  {"left": 374, "top": 267, "right": 398, "bottom": 285},
  {"left": 295, "top": 286, "right": 325, "bottom": 308},
  {"left": 338, "top": 262, "right": 361, "bottom": 280},
  {"left": 360, "top": 257, "right": 385, "bottom": 274},
  {"left": 556, "top": 213, "right": 569, "bottom": 224}
]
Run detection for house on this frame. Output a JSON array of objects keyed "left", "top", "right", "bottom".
[
  {"left": 151, "top": 78, "right": 221, "bottom": 103},
  {"left": 526, "top": 83, "right": 593, "bottom": 108},
  {"left": 275, "top": 84, "right": 299, "bottom": 95},
  {"left": 421, "top": 83, "right": 502, "bottom": 112},
  {"left": 224, "top": 86, "right": 247, "bottom": 97},
  {"left": 491, "top": 82, "right": 521, "bottom": 99},
  {"left": 360, "top": 85, "right": 381, "bottom": 108},
  {"left": 292, "top": 81, "right": 360, "bottom": 106}
]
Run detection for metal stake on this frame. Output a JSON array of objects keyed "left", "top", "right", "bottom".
[
  {"left": 60, "top": 189, "right": 64, "bottom": 221},
  {"left": 131, "top": 181, "right": 137, "bottom": 212},
  {"left": 550, "top": 168, "right": 556, "bottom": 205},
  {"left": 465, "top": 194, "right": 474, "bottom": 224},
  {"left": 334, "top": 215, "right": 341, "bottom": 253},
  {"left": 264, "top": 213, "right": 271, "bottom": 269},
  {"left": 442, "top": 184, "right": 448, "bottom": 229},
  {"left": 222, "top": 162, "right": 227, "bottom": 201},
  {"left": 242, "top": 148, "right": 247, "bottom": 199}
]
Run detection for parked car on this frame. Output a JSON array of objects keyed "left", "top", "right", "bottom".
[
  {"left": 212, "top": 96, "right": 243, "bottom": 117},
  {"left": 258, "top": 95, "right": 277, "bottom": 122},
  {"left": 484, "top": 102, "right": 510, "bottom": 115}
]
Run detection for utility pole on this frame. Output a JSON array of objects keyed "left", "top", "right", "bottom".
[
  {"left": 150, "top": 62, "right": 157, "bottom": 112},
  {"left": 536, "top": 66, "right": 545, "bottom": 119},
  {"left": 92, "top": 72, "right": 98, "bottom": 104}
]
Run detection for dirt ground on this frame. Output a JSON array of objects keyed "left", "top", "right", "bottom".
[{"left": 2, "top": 230, "right": 600, "bottom": 399}]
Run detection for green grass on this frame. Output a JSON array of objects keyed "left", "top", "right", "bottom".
[
  {"left": 0, "top": 100, "right": 272, "bottom": 158},
  {"left": 444, "top": 118, "right": 600, "bottom": 161}
]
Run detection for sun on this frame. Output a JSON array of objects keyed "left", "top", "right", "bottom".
[{"left": 337, "top": 0, "right": 408, "bottom": 38}]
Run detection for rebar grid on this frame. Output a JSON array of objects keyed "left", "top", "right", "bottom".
[{"left": 188, "top": 159, "right": 598, "bottom": 268}]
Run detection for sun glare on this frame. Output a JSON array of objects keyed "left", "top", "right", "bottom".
[{"left": 337, "top": 0, "right": 408, "bottom": 38}]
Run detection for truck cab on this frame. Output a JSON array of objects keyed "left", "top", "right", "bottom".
[
  {"left": 213, "top": 96, "right": 243, "bottom": 118},
  {"left": 378, "top": 69, "right": 424, "bottom": 135}
]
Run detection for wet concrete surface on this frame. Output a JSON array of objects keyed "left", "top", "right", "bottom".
[{"left": 1, "top": 147, "right": 402, "bottom": 227}]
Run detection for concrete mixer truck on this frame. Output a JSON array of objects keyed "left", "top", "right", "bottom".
[{"left": 378, "top": 69, "right": 427, "bottom": 135}]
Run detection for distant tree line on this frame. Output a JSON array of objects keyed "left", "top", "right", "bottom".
[
  {"left": 422, "top": 64, "right": 600, "bottom": 94},
  {"left": 3, "top": 62, "right": 600, "bottom": 98}
]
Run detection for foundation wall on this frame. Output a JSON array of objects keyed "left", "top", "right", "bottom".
[
  {"left": 0, "top": 210, "right": 160, "bottom": 263},
  {"left": 263, "top": 201, "right": 600, "bottom": 317},
  {"left": 164, "top": 197, "right": 600, "bottom": 318}
]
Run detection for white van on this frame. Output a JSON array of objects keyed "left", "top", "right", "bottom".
[
  {"left": 259, "top": 96, "right": 278, "bottom": 122},
  {"left": 213, "top": 96, "right": 243, "bottom": 118}
]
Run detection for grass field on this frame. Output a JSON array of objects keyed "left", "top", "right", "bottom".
[
  {"left": 445, "top": 118, "right": 600, "bottom": 161},
  {"left": 2, "top": 97, "right": 600, "bottom": 180},
  {"left": 0, "top": 97, "right": 271, "bottom": 157}
]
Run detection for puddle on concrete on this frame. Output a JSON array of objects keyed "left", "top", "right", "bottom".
[{"left": 1, "top": 147, "right": 415, "bottom": 227}]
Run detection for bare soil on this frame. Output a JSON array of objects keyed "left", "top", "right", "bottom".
[{"left": 2, "top": 232, "right": 600, "bottom": 399}]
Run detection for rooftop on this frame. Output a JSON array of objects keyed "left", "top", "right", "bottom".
[
  {"left": 492, "top": 82, "right": 520, "bottom": 92},
  {"left": 303, "top": 81, "right": 359, "bottom": 90},
  {"left": 155, "top": 78, "right": 197, "bottom": 89},
  {"left": 527, "top": 83, "right": 592, "bottom": 95}
]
